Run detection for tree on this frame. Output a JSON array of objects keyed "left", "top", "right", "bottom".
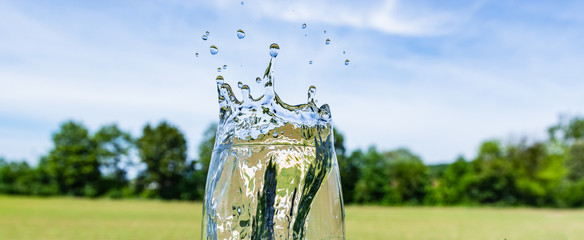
[
  {"left": 432, "top": 156, "right": 473, "bottom": 205},
  {"left": 353, "top": 147, "right": 387, "bottom": 203},
  {"left": 382, "top": 148, "right": 429, "bottom": 205},
  {"left": 137, "top": 121, "right": 187, "bottom": 199},
  {"left": 334, "top": 129, "right": 359, "bottom": 204},
  {"left": 180, "top": 123, "right": 217, "bottom": 200},
  {"left": 94, "top": 124, "right": 134, "bottom": 198},
  {"left": 46, "top": 121, "right": 101, "bottom": 196}
]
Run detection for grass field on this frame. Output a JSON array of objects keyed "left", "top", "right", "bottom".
[{"left": 1, "top": 196, "right": 584, "bottom": 239}]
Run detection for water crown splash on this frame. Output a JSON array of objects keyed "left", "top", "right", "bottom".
[{"left": 203, "top": 43, "right": 345, "bottom": 240}]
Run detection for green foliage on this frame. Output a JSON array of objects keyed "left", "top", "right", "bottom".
[
  {"left": 2, "top": 115, "right": 584, "bottom": 207},
  {"left": 46, "top": 121, "right": 101, "bottom": 196},
  {"left": 335, "top": 129, "right": 360, "bottom": 204},
  {"left": 137, "top": 121, "right": 188, "bottom": 200},
  {"left": 94, "top": 124, "right": 134, "bottom": 198}
]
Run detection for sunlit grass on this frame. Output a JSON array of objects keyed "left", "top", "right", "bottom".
[{"left": 1, "top": 196, "right": 583, "bottom": 239}]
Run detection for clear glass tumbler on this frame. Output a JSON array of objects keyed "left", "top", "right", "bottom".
[{"left": 202, "top": 59, "right": 345, "bottom": 239}]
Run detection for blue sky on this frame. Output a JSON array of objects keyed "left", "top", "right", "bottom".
[{"left": 1, "top": 0, "right": 584, "bottom": 165}]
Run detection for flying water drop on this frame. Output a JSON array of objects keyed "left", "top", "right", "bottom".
[
  {"left": 324, "top": 30, "right": 327, "bottom": 34},
  {"left": 216, "top": 75, "right": 224, "bottom": 83},
  {"left": 195, "top": 52, "right": 199, "bottom": 58},
  {"left": 325, "top": 38, "right": 330, "bottom": 45},
  {"left": 202, "top": 35, "right": 208, "bottom": 41},
  {"left": 302, "top": 23, "right": 307, "bottom": 29},
  {"left": 240, "top": 1, "right": 244, "bottom": 5},
  {"left": 217, "top": 67, "right": 221, "bottom": 72},
  {"left": 307, "top": 86, "right": 316, "bottom": 103},
  {"left": 237, "top": 29, "right": 246, "bottom": 39},
  {"left": 256, "top": 77, "right": 261, "bottom": 83},
  {"left": 206, "top": 31, "right": 210, "bottom": 36},
  {"left": 343, "top": 50, "right": 345, "bottom": 54},
  {"left": 238, "top": 81, "right": 243, "bottom": 88},
  {"left": 210, "top": 45, "right": 218, "bottom": 55},
  {"left": 269, "top": 43, "right": 279, "bottom": 58},
  {"left": 223, "top": 65, "right": 227, "bottom": 70},
  {"left": 309, "top": 60, "right": 313, "bottom": 65},
  {"left": 344, "top": 59, "right": 350, "bottom": 65}
]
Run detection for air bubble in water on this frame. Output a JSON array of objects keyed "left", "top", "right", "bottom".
[
  {"left": 344, "top": 59, "right": 350, "bottom": 65},
  {"left": 302, "top": 23, "right": 307, "bottom": 29},
  {"left": 325, "top": 38, "right": 330, "bottom": 45},
  {"left": 256, "top": 77, "right": 261, "bottom": 83},
  {"left": 223, "top": 65, "right": 227, "bottom": 70},
  {"left": 238, "top": 81, "right": 243, "bottom": 88},
  {"left": 202, "top": 35, "right": 208, "bottom": 41},
  {"left": 237, "top": 29, "right": 245, "bottom": 39},
  {"left": 210, "top": 45, "right": 218, "bottom": 55},
  {"left": 269, "top": 43, "right": 279, "bottom": 58},
  {"left": 309, "top": 60, "right": 313, "bottom": 65}
]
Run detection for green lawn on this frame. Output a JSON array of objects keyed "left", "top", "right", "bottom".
[{"left": 1, "top": 196, "right": 583, "bottom": 239}]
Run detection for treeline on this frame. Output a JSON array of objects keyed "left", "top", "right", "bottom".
[
  {"left": 1, "top": 116, "right": 584, "bottom": 208},
  {"left": 337, "top": 115, "right": 584, "bottom": 207},
  {"left": 0, "top": 121, "right": 215, "bottom": 200}
]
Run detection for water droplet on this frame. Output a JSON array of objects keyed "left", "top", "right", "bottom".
[
  {"left": 325, "top": 38, "right": 330, "bottom": 45},
  {"left": 237, "top": 29, "right": 245, "bottom": 39},
  {"left": 324, "top": 30, "right": 327, "bottom": 34},
  {"left": 217, "top": 67, "right": 221, "bottom": 72},
  {"left": 240, "top": 1, "right": 244, "bottom": 5},
  {"left": 256, "top": 77, "right": 261, "bottom": 83},
  {"left": 238, "top": 81, "right": 243, "bottom": 88},
  {"left": 309, "top": 60, "right": 313, "bottom": 65},
  {"left": 210, "top": 45, "right": 218, "bottom": 55},
  {"left": 343, "top": 50, "right": 346, "bottom": 54},
  {"left": 302, "top": 23, "right": 306, "bottom": 29},
  {"left": 273, "top": 132, "right": 278, "bottom": 138},
  {"left": 304, "top": 34, "right": 307, "bottom": 37},
  {"left": 206, "top": 31, "right": 210, "bottom": 36},
  {"left": 269, "top": 43, "right": 279, "bottom": 58},
  {"left": 216, "top": 75, "right": 224, "bottom": 83},
  {"left": 223, "top": 65, "right": 227, "bottom": 70},
  {"left": 195, "top": 52, "right": 199, "bottom": 58},
  {"left": 344, "top": 59, "right": 350, "bottom": 65},
  {"left": 237, "top": 207, "right": 242, "bottom": 213},
  {"left": 307, "top": 85, "right": 316, "bottom": 102},
  {"left": 202, "top": 34, "right": 208, "bottom": 41}
]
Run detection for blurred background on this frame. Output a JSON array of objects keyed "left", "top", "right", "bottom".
[{"left": 1, "top": 0, "right": 584, "bottom": 239}]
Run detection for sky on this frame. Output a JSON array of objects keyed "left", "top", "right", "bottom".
[{"left": 1, "top": 0, "right": 584, "bottom": 165}]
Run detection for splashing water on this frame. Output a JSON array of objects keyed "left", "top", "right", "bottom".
[
  {"left": 210, "top": 45, "right": 218, "bottom": 55},
  {"left": 237, "top": 29, "right": 246, "bottom": 39},
  {"left": 202, "top": 44, "right": 345, "bottom": 240},
  {"left": 269, "top": 43, "right": 280, "bottom": 58}
]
